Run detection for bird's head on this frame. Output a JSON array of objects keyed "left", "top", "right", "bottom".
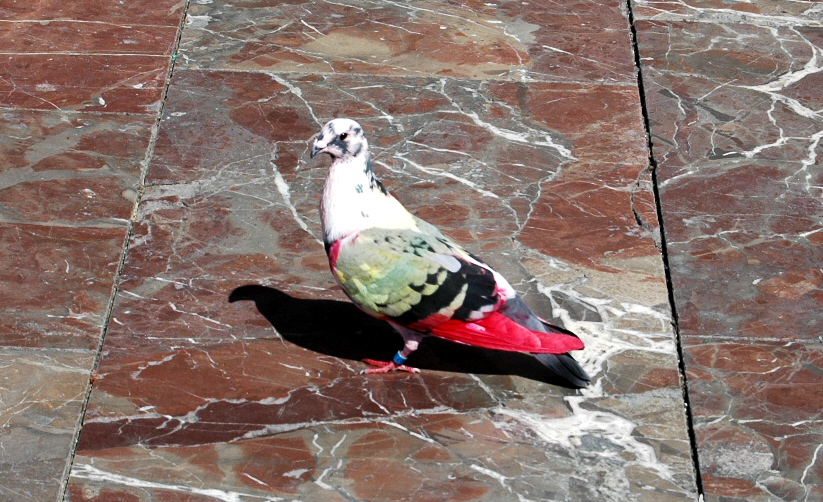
[{"left": 310, "top": 118, "right": 368, "bottom": 161}]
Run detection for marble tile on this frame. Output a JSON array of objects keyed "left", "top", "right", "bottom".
[
  {"left": 178, "top": 0, "right": 637, "bottom": 83},
  {"left": 0, "top": 110, "right": 154, "bottom": 350},
  {"left": 632, "top": 0, "right": 823, "bottom": 25},
  {"left": 658, "top": 162, "right": 821, "bottom": 342},
  {"left": 0, "top": 223, "right": 127, "bottom": 350},
  {"left": 637, "top": 21, "right": 823, "bottom": 342},
  {"left": 0, "top": 54, "right": 171, "bottom": 113},
  {"left": 148, "top": 70, "right": 656, "bottom": 272},
  {"left": 0, "top": 0, "right": 810, "bottom": 497},
  {"left": 637, "top": 21, "right": 823, "bottom": 170},
  {"left": 68, "top": 67, "right": 696, "bottom": 500},
  {"left": 0, "top": 0, "right": 185, "bottom": 499},
  {"left": 71, "top": 401, "right": 694, "bottom": 502},
  {"left": 0, "top": 0, "right": 181, "bottom": 114},
  {"left": 0, "top": 348, "right": 95, "bottom": 502},
  {"left": 684, "top": 340, "right": 823, "bottom": 502},
  {"left": 0, "top": 110, "right": 152, "bottom": 225},
  {"left": 0, "top": 20, "right": 179, "bottom": 55},
  {"left": 635, "top": 11, "right": 823, "bottom": 502},
  {"left": 0, "top": 0, "right": 186, "bottom": 25}
]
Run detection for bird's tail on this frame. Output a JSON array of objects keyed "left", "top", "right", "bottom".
[
  {"left": 533, "top": 352, "right": 591, "bottom": 388},
  {"left": 495, "top": 296, "right": 591, "bottom": 386},
  {"left": 532, "top": 314, "right": 591, "bottom": 388}
]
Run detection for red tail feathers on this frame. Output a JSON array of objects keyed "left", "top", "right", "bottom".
[{"left": 429, "top": 312, "right": 584, "bottom": 354}]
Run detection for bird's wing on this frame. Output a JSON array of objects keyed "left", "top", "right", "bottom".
[
  {"left": 330, "top": 227, "right": 501, "bottom": 324},
  {"left": 329, "top": 227, "right": 583, "bottom": 354}
]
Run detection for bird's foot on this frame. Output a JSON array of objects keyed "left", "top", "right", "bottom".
[{"left": 361, "top": 358, "right": 420, "bottom": 374}]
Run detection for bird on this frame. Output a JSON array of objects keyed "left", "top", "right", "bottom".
[{"left": 309, "top": 118, "right": 590, "bottom": 387}]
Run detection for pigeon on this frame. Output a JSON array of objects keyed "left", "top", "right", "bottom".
[{"left": 310, "top": 118, "right": 590, "bottom": 387}]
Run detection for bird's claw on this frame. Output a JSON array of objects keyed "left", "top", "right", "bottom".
[{"left": 361, "top": 358, "right": 420, "bottom": 374}]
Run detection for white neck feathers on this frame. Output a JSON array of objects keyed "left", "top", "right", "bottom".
[{"left": 320, "top": 155, "right": 415, "bottom": 245}]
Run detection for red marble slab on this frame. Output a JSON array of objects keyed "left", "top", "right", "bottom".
[
  {"left": 0, "top": 0, "right": 182, "bottom": 114},
  {"left": 637, "top": 21, "right": 823, "bottom": 342},
  {"left": 147, "top": 70, "right": 657, "bottom": 276},
  {"left": 0, "top": 348, "right": 96, "bottom": 502},
  {"left": 0, "top": 54, "right": 171, "bottom": 113},
  {"left": 68, "top": 66, "right": 695, "bottom": 500},
  {"left": 71, "top": 404, "right": 692, "bottom": 502},
  {"left": 635, "top": 13, "right": 823, "bottom": 502},
  {"left": 0, "top": 1, "right": 186, "bottom": 500},
  {"left": 0, "top": 110, "right": 152, "bottom": 225},
  {"left": 632, "top": 0, "right": 822, "bottom": 23},
  {"left": 639, "top": 23, "right": 823, "bottom": 340},
  {"left": 0, "top": 0, "right": 185, "bottom": 26},
  {"left": 0, "top": 20, "right": 179, "bottom": 55},
  {"left": 0, "top": 111, "right": 153, "bottom": 349},
  {"left": 0, "top": 223, "right": 127, "bottom": 349},
  {"left": 178, "top": 0, "right": 636, "bottom": 83},
  {"left": 684, "top": 340, "right": 823, "bottom": 502},
  {"left": 638, "top": 21, "right": 822, "bottom": 164},
  {"left": 657, "top": 161, "right": 822, "bottom": 341}
]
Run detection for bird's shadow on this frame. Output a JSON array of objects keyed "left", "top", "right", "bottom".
[{"left": 228, "top": 284, "right": 576, "bottom": 387}]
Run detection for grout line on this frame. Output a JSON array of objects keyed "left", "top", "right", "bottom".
[
  {"left": 0, "top": 106, "right": 164, "bottom": 117},
  {"left": 624, "top": 1, "right": 705, "bottom": 500},
  {"left": 154, "top": 65, "right": 639, "bottom": 87},
  {"left": 57, "top": 2, "right": 193, "bottom": 501}
]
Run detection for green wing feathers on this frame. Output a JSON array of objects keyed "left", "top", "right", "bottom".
[{"left": 331, "top": 228, "right": 468, "bottom": 321}]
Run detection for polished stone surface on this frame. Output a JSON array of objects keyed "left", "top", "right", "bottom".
[
  {"left": 68, "top": 64, "right": 694, "bottom": 499},
  {"left": 0, "top": 349, "right": 96, "bottom": 501},
  {"left": 635, "top": 4, "right": 823, "bottom": 502},
  {"left": 0, "top": 111, "right": 153, "bottom": 349},
  {"left": 65, "top": 0, "right": 696, "bottom": 499},
  {"left": 684, "top": 340, "right": 823, "bottom": 501},
  {"left": 1, "top": 0, "right": 820, "bottom": 500},
  {"left": 0, "top": 0, "right": 178, "bottom": 498},
  {"left": 638, "top": 19, "right": 823, "bottom": 343},
  {"left": 0, "top": 109, "right": 155, "bottom": 499},
  {"left": 0, "top": 0, "right": 182, "bottom": 113},
  {"left": 178, "top": 0, "right": 637, "bottom": 83}
]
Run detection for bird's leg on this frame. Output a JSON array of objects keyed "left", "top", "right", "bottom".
[{"left": 362, "top": 324, "right": 424, "bottom": 374}]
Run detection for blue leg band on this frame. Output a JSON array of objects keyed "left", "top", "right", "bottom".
[{"left": 392, "top": 351, "right": 408, "bottom": 365}]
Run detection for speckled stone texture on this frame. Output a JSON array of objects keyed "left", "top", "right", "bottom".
[{"left": 635, "top": 1, "right": 823, "bottom": 501}]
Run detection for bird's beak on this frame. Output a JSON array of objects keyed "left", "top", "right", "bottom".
[{"left": 310, "top": 135, "right": 326, "bottom": 158}]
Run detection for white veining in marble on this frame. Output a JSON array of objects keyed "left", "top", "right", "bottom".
[{"left": 71, "top": 464, "right": 282, "bottom": 502}]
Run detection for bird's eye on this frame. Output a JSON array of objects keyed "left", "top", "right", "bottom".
[{"left": 338, "top": 133, "right": 348, "bottom": 141}]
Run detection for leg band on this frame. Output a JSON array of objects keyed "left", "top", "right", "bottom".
[{"left": 392, "top": 351, "right": 408, "bottom": 365}]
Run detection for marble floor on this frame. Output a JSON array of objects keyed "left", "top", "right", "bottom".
[{"left": 1, "top": 0, "right": 820, "bottom": 501}]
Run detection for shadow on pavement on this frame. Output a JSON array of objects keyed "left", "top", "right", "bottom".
[{"left": 229, "top": 284, "right": 579, "bottom": 387}]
